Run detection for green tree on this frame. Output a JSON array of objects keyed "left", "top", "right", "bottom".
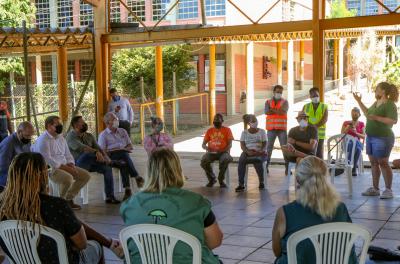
[
  {"left": 328, "top": 0, "right": 357, "bottom": 18},
  {"left": 383, "top": 47, "right": 400, "bottom": 88},
  {"left": 0, "top": 0, "right": 36, "bottom": 93},
  {"left": 112, "top": 45, "right": 196, "bottom": 99}
]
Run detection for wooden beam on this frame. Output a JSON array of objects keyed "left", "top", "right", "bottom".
[
  {"left": 105, "top": 20, "right": 313, "bottom": 45},
  {"left": 321, "top": 13, "right": 400, "bottom": 30}
]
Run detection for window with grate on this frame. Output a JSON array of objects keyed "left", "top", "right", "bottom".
[
  {"left": 383, "top": 0, "right": 399, "bottom": 13},
  {"left": 365, "top": 0, "right": 378, "bottom": 15},
  {"left": 347, "top": 0, "right": 361, "bottom": 16},
  {"left": 205, "top": 0, "right": 225, "bottom": 17},
  {"left": 58, "top": 0, "right": 73, "bottom": 27},
  {"left": 35, "top": 0, "right": 51, "bottom": 28},
  {"left": 127, "top": 0, "right": 146, "bottom": 22},
  {"left": 80, "top": 0, "right": 93, "bottom": 26},
  {"left": 80, "top": 60, "right": 94, "bottom": 80},
  {"left": 178, "top": 0, "right": 198, "bottom": 19},
  {"left": 153, "top": 0, "right": 171, "bottom": 21},
  {"left": 68, "top": 60, "right": 76, "bottom": 81},
  {"left": 110, "top": 0, "right": 121, "bottom": 22},
  {"left": 42, "top": 60, "right": 53, "bottom": 84}
]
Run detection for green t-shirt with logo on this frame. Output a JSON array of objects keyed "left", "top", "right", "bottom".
[
  {"left": 365, "top": 101, "right": 398, "bottom": 137},
  {"left": 120, "top": 187, "right": 220, "bottom": 264}
]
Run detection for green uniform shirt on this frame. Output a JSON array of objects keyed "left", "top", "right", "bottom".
[
  {"left": 304, "top": 102, "right": 328, "bottom": 140},
  {"left": 365, "top": 101, "right": 398, "bottom": 137},
  {"left": 120, "top": 187, "right": 220, "bottom": 264}
]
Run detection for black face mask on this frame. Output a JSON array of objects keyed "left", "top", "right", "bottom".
[
  {"left": 55, "top": 124, "right": 63, "bottom": 134},
  {"left": 213, "top": 121, "right": 222, "bottom": 128},
  {"left": 80, "top": 123, "right": 88, "bottom": 133},
  {"left": 20, "top": 137, "right": 31, "bottom": 145}
]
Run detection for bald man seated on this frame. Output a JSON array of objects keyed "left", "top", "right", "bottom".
[{"left": 0, "top": 121, "right": 34, "bottom": 191}]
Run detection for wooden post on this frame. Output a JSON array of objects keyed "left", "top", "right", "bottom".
[
  {"left": 277, "top": 42, "right": 283, "bottom": 85},
  {"left": 300, "top": 40, "right": 305, "bottom": 90},
  {"left": 57, "top": 46, "right": 68, "bottom": 124},
  {"left": 209, "top": 44, "right": 216, "bottom": 124},
  {"left": 155, "top": 46, "right": 164, "bottom": 120},
  {"left": 246, "top": 41, "right": 254, "bottom": 114},
  {"left": 312, "top": 0, "right": 325, "bottom": 101}
]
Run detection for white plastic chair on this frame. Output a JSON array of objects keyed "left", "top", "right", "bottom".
[
  {"left": 244, "top": 160, "right": 268, "bottom": 188},
  {"left": 0, "top": 220, "right": 69, "bottom": 264},
  {"left": 48, "top": 176, "right": 89, "bottom": 205},
  {"left": 287, "top": 162, "right": 297, "bottom": 191},
  {"left": 211, "top": 161, "right": 230, "bottom": 186},
  {"left": 327, "top": 134, "right": 356, "bottom": 195},
  {"left": 287, "top": 222, "right": 371, "bottom": 264},
  {"left": 119, "top": 224, "right": 202, "bottom": 264}
]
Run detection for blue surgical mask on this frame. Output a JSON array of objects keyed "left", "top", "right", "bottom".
[{"left": 113, "top": 96, "right": 120, "bottom": 102}]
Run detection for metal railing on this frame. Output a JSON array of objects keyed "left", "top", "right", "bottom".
[{"left": 137, "top": 92, "right": 209, "bottom": 141}]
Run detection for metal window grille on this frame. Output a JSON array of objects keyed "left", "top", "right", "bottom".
[
  {"left": 110, "top": 0, "right": 121, "bottom": 22},
  {"left": 68, "top": 60, "right": 75, "bottom": 81},
  {"left": 365, "top": 0, "right": 379, "bottom": 15},
  {"left": 42, "top": 60, "right": 53, "bottom": 84},
  {"left": 152, "top": 0, "right": 171, "bottom": 21},
  {"left": 205, "top": 0, "right": 225, "bottom": 17},
  {"left": 178, "top": 0, "right": 198, "bottom": 19},
  {"left": 347, "top": 0, "right": 361, "bottom": 16},
  {"left": 57, "top": 0, "right": 73, "bottom": 27},
  {"left": 35, "top": 0, "right": 51, "bottom": 28},
  {"left": 383, "top": 0, "right": 399, "bottom": 13},
  {"left": 80, "top": 59, "right": 93, "bottom": 80},
  {"left": 80, "top": 0, "right": 93, "bottom": 26},
  {"left": 127, "top": 0, "right": 146, "bottom": 22}
]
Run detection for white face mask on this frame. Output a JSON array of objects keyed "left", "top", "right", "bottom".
[
  {"left": 249, "top": 121, "right": 258, "bottom": 129},
  {"left": 311, "top": 97, "right": 320, "bottom": 104},
  {"left": 299, "top": 119, "right": 308, "bottom": 128},
  {"left": 112, "top": 119, "right": 119, "bottom": 129},
  {"left": 274, "top": 93, "right": 282, "bottom": 100}
]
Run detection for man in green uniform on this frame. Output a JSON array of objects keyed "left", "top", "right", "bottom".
[{"left": 303, "top": 87, "right": 328, "bottom": 159}]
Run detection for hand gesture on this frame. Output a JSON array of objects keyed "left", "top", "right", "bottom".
[
  {"left": 96, "top": 151, "right": 105, "bottom": 163},
  {"left": 287, "top": 138, "right": 296, "bottom": 145},
  {"left": 115, "top": 105, "right": 121, "bottom": 113},
  {"left": 353, "top": 92, "right": 362, "bottom": 103}
]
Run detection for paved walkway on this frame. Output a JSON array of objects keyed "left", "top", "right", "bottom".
[{"left": 66, "top": 148, "right": 400, "bottom": 264}]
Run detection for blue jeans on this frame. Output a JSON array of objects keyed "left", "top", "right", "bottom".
[
  {"left": 366, "top": 135, "right": 394, "bottom": 158},
  {"left": 266, "top": 130, "right": 287, "bottom": 165},
  {"left": 76, "top": 152, "right": 114, "bottom": 198},
  {"left": 238, "top": 153, "right": 267, "bottom": 185},
  {"left": 108, "top": 150, "right": 139, "bottom": 188},
  {"left": 347, "top": 140, "right": 363, "bottom": 169}
]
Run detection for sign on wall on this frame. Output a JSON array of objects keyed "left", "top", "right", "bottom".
[{"left": 205, "top": 60, "right": 226, "bottom": 92}]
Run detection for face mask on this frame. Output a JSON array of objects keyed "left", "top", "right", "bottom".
[
  {"left": 213, "top": 121, "right": 222, "bottom": 128},
  {"left": 113, "top": 96, "right": 120, "bottom": 102},
  {"left": 299, "top": 119, "right": 308, "bottom": 128},
  {"left": 112, "top": 119, "right": 119, "bottom": 129},
  {"left": 55, "top": 124, "right": 63, "bottom": 134},
  {"left": 80, "top": 123, "right": 88, "bottom": 133},
  {"left": 155, "top": 123, "right": 164, "bottom": 133},
  {"left": 274, "top": 93, "right": 282, "bottom": 100},
  {"left": 20, "top": 137, "right": 31, "bottom": 145},
  {"left": 311, "top": 97, "right": 320, "bottom": 104},
  {"left": 249, "top": 121, "right": 258, "bottom": 129}
]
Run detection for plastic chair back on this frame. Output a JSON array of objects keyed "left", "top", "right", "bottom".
[
  {"left": 119, "top": 224, "right": 202, "bottom": 264},
  {"left": 287, "top": 222, "right": 371, "bottom": 264},
  {"left": 0, "top": 220, "right": 69, "bottom": 264}
]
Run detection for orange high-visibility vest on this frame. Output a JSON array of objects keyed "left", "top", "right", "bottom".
[{"left": 266, "top": 99, "right": 287, "bottom": 131}]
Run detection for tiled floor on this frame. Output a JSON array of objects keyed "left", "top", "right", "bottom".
[{"left": 63, "top": 149, "right": 400, "bottom": 264}]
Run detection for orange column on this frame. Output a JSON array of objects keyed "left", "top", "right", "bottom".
[
  {"left": 209, "top": 44, "right": 216, "bottom": 124},
  {"left": 155, "top": 46, "right": 164, "bottom": 120},
  {"left": 312, "top": 0, "right": 325, "bottom": 101},
  {"left": 57, "top": 47, "right": 69, "bottom": 124}
]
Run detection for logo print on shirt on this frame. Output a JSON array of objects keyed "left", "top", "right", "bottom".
[{"left": 148, "top": 209, "right": 168, "bottom": 224}]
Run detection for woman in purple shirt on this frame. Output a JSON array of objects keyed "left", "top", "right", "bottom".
[{"left": 143, "top": 117, "right": 173, "bottom": 156}]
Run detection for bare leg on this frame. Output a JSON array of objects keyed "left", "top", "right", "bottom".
[
  {"left": 378, "top": 157, "right": 392, "bottom": 190},
  {"left": 369, "top": 155, "right": 380, "bottom": 189}
]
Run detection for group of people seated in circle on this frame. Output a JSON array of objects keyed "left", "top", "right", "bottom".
[{"left": 0, "top": 81, "right": 398, "bottom": 263}]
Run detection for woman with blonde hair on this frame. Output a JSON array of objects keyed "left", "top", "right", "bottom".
[
  {"left": 120, "top": 148, "right": 223, "bottom": 264},
  {"left": 0, "top": 152, "right": 123, "bottom": 263},
  {"left": 272, "top": 156, "right": 356, "bottom": 264}
]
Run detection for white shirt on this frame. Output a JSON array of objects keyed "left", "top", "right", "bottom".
[
  {"left": 31, "top": 131, "right": 74, "bottom": 169},
  {"left": 98, "top": 127, "right": 132, "bottom": 151},
  {"left": 240, "top": 129, "right": 267, "bottom": 152},
  {"left": 108, "top": 97, "right": 134, "bottom": 124}
]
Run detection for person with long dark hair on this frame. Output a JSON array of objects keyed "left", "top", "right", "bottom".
[{"left": 353, "top": 82, "right": 399, "bottom": 199}]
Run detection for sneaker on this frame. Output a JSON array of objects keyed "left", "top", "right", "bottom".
[
  {"left": 122, "top": 188, "right": 132, "bottom": 201},
  {"left": 135, "top": 176, "right": 144, "bottom": 188},
  {"left": 109, "top": 239, "right": 124, "bottom": 259},
  {"left": 206, "top": 179, "right": 217, "bottom": 187},
  {"left": 219, "top": 182, "right": 227, "bottom": 188},
  {"left": 67, "top": 200, "right": 81, "bottom": 210},
  {"left": 362, "top": 187, "right": 380, "bottom": 196},
  {"left": 259, "top": 183, "right": 265, "bottom": 189},
  {"left": 380, "top": 189, "right": 394, "bottom": 199},
  {"left": 235, "top": 185, "right": 245, "bottom": 192}
]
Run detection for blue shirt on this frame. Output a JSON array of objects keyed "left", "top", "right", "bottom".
[
  {"left": 0, "top": 133, "right": 31, "bottom": 186},
  {"left": 108, "top": 96, "right": 134, "bottom": 124}
]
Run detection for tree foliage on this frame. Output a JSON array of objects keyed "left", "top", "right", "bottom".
[
  {"left": 383, "top": 47, "right": 400, "bottom": 88},
  {"left": 328, "top": 0, "right": 357, "bottom": 18},
  {"left": 111, "top": 45, "right": 196, "bottom": 100},
  {"left": 0, "top": 0, "right": 36, "bottom": 93},
  {"left": 349, "top": 31, "right": 386, "bottom": 91}
]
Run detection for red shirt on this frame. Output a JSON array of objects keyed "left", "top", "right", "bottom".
[
  {"left": 204, "top": 126, "right": 233, "bottom": 152},
  {"left": 342, "top": 121, "right": 365, "bottom": 140}
]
